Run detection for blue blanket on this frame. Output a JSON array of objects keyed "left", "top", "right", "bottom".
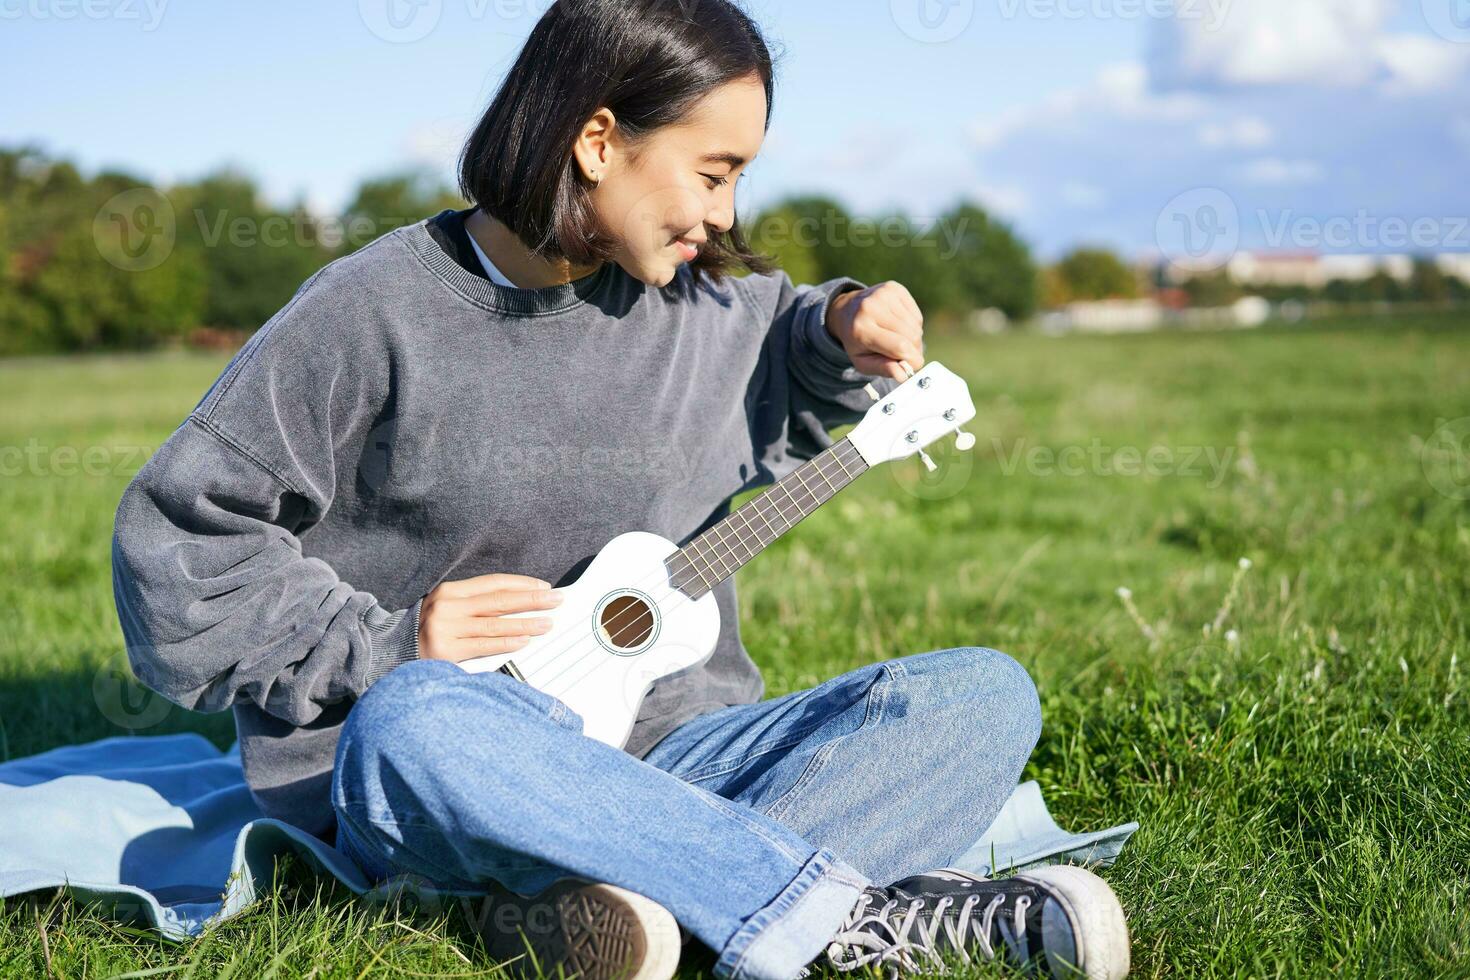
[{"left": 0, "top": 733, "right": 1137, "bottom": 940}]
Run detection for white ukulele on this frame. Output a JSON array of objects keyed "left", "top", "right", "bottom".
[{"left": 458, "top": 361, "right": 977, "bottom": 746}]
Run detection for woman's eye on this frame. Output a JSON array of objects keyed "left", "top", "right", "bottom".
[{"left": 703, "top": 174, "right": 731, "bottom": 189}]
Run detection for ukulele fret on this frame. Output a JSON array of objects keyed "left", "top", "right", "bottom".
[{"left": 670, "top": 439, "right": 870, "bottom": 600}]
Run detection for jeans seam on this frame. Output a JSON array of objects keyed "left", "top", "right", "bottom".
[
  {"left": 684, "top": 786, "right": 808, "bottom": 866},
  {"left": 677, "top": 723, "right": 835, "bottom": 784},
  {"left": 764, "top": 659, "right": 902, "bottom": 823},
  {"left": 335, "top": 804, "right": 477, "bottom": 887},
  {"left": 723, "top": 849, "right": 868, "bottom": 980}
]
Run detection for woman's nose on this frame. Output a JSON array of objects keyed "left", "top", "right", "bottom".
[{"left": 706, "top": 204, "right": 735, "bottom": 235}]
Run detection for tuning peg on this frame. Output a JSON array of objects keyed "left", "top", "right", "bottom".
[
  {"left": 917, "top": 448, "right": 937, "bottom": 473},
  {"left": 863, "top": 382, "right": 881, "bottom": 402},
  {"left": 899, "top": 360, "right": 916, "bottom": 380},
  {"left": 954, "top": 428, "right": 976, "bottom": 452}
]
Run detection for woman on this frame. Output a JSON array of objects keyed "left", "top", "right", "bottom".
[{"left": 111, "top": 2, "right": 1128, "bottom": 979}]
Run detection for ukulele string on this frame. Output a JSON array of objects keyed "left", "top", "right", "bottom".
[{"left": 522, "top": 442, "right": 866, "bottom": 694}]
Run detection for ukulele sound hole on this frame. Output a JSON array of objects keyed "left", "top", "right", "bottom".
[{"left": 596, "top": 593, "right": 657, "bottom": 653}]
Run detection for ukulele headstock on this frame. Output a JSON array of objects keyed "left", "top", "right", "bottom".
[{"left": 848, "top": 361, "right": 976, "bottom": 469}]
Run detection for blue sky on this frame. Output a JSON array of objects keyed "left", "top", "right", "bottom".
[{"left": 3, "top": 0, "right": 1467, "bottom": 258}]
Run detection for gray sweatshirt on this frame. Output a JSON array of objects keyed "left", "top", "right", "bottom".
[{"left": 110, "top": 210, "right": 897, "bottom": 838}]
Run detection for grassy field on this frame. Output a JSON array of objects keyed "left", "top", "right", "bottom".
[{"left": 1, "top": 314, "right": 1468, "bottom": 977}]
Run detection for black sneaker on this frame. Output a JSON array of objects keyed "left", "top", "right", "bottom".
[
  {"left": 460, "top": 877, "right": 682, "bottom": 980},
  {"left": 822, "top": 865, "right": 1129, "bottom": 979}
]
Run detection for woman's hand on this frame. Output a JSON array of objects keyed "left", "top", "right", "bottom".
[
  {"left": 416, "top": 573, "right": 565, "bottom": 663},
  {"left": 826, "top": 281, "right": 926, "bottom": 382}
]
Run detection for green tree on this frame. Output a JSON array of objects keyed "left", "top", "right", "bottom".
[
  {"left": 932, "top": 201, "right": 1037, "bottom": 320},
  {"left": 1409, "top": 256, "right": 1450, "bottom": 304},
  {"left": 173, "top": 170, "right": 331, "bottom": 331},
  {"left": 1050, "top": 247, "right": 1139, "bottom": 302},
  {"left": 339, "top": 170, "right": 464, "bottom": 255},
  {"left": 1182, "top": 270, "right": 1243, "bottom": 307},
  {"left": 0, "top": 149, "right": 206, "bottom": 354},
  {"left": 748, "top": 196, "right": 853, "bottom": 286}
]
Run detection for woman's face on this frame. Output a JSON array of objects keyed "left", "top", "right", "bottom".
[{"left": 578, "top": 76, "right": 766, "bottom": 287}]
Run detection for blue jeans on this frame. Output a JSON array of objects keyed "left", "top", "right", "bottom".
[{"left": 331, "top": 647, "right": 1042, "bottom": 980}]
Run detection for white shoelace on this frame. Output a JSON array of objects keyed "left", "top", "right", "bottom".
[{"left": 825, "top": 889, "right": 1034, "bottom": 975}]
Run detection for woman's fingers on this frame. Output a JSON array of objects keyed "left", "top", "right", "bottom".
[
  {"left": 447, "top": 633, "right": 535, "bottom": 660},
  {"left": 457, "top": 614, "right": 554, "bottom": 638},
  {"left": 438, "top": 573, "right": 550, "bottom": 599},
  {"left": 852, "top": 327, "right": 924, "bottom": 377},
  {"left": 454, "top": 588, "right": 565, "bottom": 617}
]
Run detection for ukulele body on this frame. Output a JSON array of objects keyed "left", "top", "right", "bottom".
[{"left": 457, "top": 530, "right": 721, "bottom": 748}]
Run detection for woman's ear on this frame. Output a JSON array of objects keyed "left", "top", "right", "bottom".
[{"left": 572, "top": 107, "right": 618, "bottom": 184}]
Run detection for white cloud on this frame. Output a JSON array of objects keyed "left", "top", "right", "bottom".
[
  {"left": 1151, "top": 0, "right": 1396, "bottom": 89},
  {"left": 1375, "top": 34, "right": 1470, "bottom": 94},
  {"left": 1197, "top": 116, "right": 1273, "bottom": 149},
  {"left": 1234, "top": 157, "right": 1326, "bottom": 186},
  {"left": 956, "top": 0, "right": 1470, "bottom": 255},
  {"left": 1061, "top": 181, "right": 1108, "bottom": 209}
]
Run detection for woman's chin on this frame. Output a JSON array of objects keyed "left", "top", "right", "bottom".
[{"left": 627, "top": 258, "right": 680, "bottom": 288}]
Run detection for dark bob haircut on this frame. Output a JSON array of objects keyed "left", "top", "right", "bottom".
[{"left": 458, "top": 0, "right": 779, "bottom": 285}]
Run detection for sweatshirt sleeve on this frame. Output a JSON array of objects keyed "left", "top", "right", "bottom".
[
  {"left": 110, "top": 278, "right": 421, "bottom": 726},
  {"left": 747, "top": 269, "right": 904, "bottom": 463}
]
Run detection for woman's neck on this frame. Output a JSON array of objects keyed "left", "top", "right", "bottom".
[{"left": 465, "top": 208, "right": 603, "bottom": 289}]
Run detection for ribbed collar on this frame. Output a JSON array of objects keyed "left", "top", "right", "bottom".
[{"left": 399, "top": 213, "right": 621, "bottom": 317}]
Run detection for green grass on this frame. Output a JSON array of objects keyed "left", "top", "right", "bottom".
[{"left": 2, "top": 315, "right": 1468, "bottom": 977}]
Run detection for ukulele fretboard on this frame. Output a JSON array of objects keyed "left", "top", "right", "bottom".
[{"left": 665, "top": 438, "right": 870, "bottom": 600}]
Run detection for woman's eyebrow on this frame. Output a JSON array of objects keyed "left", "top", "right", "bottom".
[{"left": 700, "top": 152, "right": 747, "bottom": 168}]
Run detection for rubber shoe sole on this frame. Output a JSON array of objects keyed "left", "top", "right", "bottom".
[
  {"left": 467, "top": 879, "right": 681, "bottom": 980},
  {"left": 1016, "top": 865, "right": 1130, "bottom": 980}
]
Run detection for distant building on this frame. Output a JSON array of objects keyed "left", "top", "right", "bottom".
[
  {"left": 1040, "top": 297, "right": 1269, "bottom": 334},
  {"left": 1164, "top": 251, "right": 1460, "bottom": 288}
]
